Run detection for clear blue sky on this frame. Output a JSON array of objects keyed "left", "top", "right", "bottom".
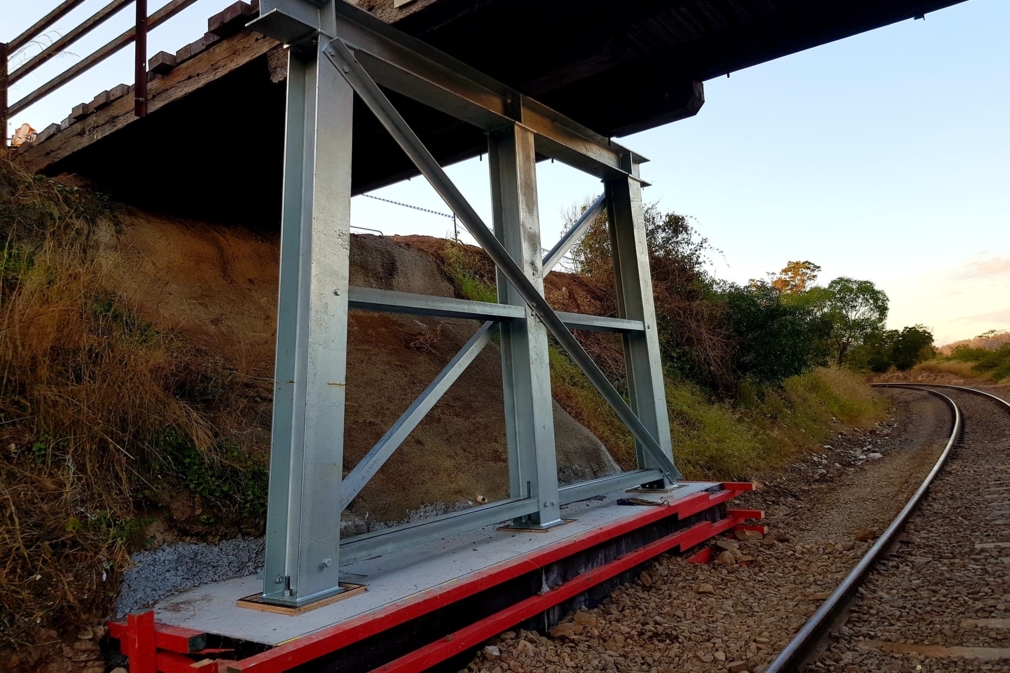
[{"left": 3, "top": 0, "right": 1007, "bottom": 344}]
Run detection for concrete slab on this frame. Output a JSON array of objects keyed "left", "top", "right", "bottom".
[{"left": 153, "top": 481, "right": 719, "bottom": 645}]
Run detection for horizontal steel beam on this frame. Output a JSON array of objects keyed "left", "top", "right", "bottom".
[
  {"left": 557, "top": 312, "right": 645, "bottom": 333},
  {"left": 350, "top": 287, "right": 642, "bottom": 333},
  {"left": 348, "top": 286, "right": 523, "bottom": 321},
  {"left": 340, "top": 496, "right": 538, "bottom": 564},
  {"left": 558, "top": 469, "right": 665, "bottom": 504},
  {"left": 253, "top": 0, "right": 646, "bottom": 179},
  {"left": 542, "top": 193, "right": 606, "bottom": 274},
  {"left": 340, "top": 469, "right": 663, "bottom": 564}
]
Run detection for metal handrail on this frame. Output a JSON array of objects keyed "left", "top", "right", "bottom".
[
  {"left": 8, "top": 0, "right": 135, "bottom": 85},
  {"left": 1, "top": 0, "right": 202, "bottom": 146}
]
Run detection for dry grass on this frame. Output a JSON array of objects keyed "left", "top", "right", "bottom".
[
  {"left": 0, "top": 158, "right": 262, "bottom": 664},
  {"left": 673, "top": 367, "right": 888, "bottom": 480},
  {"left": 913, "top": 359, "right": 988, "bottom": 380}
]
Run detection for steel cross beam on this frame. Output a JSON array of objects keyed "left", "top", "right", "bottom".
[
  {"left": 340, "top": 218, "right": 644, "bottom": 515},
  {"left": 254, "top": 0, "right": 646, "bottom": 180},
  {"left": 542, "top": 193, "right": 606, "bottom": 273},
  {"left": 323, "top": 38, "right": 680, "bottom": 485}
]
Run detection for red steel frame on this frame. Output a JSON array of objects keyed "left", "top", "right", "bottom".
[{"left": 109, "top": 482, "right": 760, "bottom": 673}]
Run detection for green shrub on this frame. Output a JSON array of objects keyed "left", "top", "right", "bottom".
[{"left": 666, "top": 367, "right": 887, "bottom": 481}]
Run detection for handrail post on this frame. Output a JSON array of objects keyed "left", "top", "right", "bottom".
[
  {"left": 134, "top": 0, "right": 148, "bottom": 117},
  {"left": 1, "top": 41, "right": 9, "bottom": 148}
]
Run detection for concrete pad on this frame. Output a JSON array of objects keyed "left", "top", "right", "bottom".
[{"left": 153, "top": 481, "right": 719, "bottom": 645}]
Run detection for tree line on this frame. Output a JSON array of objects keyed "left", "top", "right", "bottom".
[{"left": 564, "top": 203, "right": 934, "bottom": 393}]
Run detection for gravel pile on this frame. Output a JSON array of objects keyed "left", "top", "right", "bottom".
[
  {"left": 810, "top": 388, "right": 1010, "bottom": 672},
  {"left": 464, "top": 390, "right": 950, "bottom": 673},
  {"left": 116, "top": 537, "right": 264, "bottom": 616}
]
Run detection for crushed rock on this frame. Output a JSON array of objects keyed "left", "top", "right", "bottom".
[
  {"left": 116, "top": 538, "right": 264, "bottom": 616},
  {"left": 463, "top": 389, "right": 954, "bottom": 673}
]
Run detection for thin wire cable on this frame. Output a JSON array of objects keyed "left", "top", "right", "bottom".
[{"left": 362, "top": 193, "right": 453, "bottom": 219}]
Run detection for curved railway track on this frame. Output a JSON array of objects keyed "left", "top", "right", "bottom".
[{"left": 765, "top": 383, "right": 1010, "bottom": 673}]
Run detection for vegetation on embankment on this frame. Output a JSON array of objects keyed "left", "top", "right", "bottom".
[
  {"left": 436, "top": 207, "right": 890, "bottom": 480},
  {"left": 0, "top": 158, "right": 267, "bottom": 665},
  {"left": 913, "top": 332, "right": 1010, "bottom": 382}
]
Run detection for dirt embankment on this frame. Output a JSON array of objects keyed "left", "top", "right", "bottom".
[{"left": 99, "top": 211, "right": 621, "bottom": 524}]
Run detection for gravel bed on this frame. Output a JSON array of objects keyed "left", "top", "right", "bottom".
[
  {"left": 116, "top": 537, "right": 264, "bottom": 616},
  {"left": 809, "top": 388, "right": 1010, "bottom": 672},
  {"left": 464, "top": 390, "right": 952, "bottom": 673}
]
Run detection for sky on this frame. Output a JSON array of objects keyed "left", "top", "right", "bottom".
[{"left": 2, "top": 0, "right": 1007, "bottom": 345}]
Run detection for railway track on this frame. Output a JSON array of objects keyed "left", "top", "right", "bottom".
[{"left": 766, "top": 383, "right": 1010, "bottom": 673}]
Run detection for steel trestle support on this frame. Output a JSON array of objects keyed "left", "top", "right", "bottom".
[{"left": 255, "top": 0, "right": 681, "bottom": 607}]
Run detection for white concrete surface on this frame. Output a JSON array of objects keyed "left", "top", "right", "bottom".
[{"left": 153, "top": 482, "right": 718, "bottom": 645}]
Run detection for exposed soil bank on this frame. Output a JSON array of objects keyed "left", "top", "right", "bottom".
[{"left": 98, "top": 212, "right": 621, "bottom": 525}]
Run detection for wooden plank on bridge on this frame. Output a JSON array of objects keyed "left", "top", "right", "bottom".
[{"left": 17, "top": 30, "right": 280, "bottom": 174}]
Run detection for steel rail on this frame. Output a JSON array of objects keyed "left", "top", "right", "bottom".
[
  {"left": 764, "top": 384, "right": 962, "bottom": 672},
  {"left": 766, "top": 383, "right": 1010, "bottom": 672}
]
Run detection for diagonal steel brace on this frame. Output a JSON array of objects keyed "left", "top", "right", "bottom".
[
  {"left": 324, "top": 38, "right": 681, "bottom": 482},
  {"left": 341, "top": 201, "right": 614, "bottom": 511}
]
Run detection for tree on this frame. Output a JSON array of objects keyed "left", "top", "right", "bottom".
[
  {"left": 850, "top": 324, "right": 934, "bottom": 372},
  {"left": 822, "top": 278, "right": 889, "bottom": 366},
  {"left": 890, "top": 325, "right": 935, "bottom": 370},
  {"left": 717, "top": 280, "right": 832, "bottom": 385},
  {"left": 560, "top": 198, "right": 612, "bottom": 279},
  {"left": 770, "top": 261, "right": 822, "bottom": 294}
]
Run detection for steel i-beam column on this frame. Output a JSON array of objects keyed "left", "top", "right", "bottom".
[
  {"left": 489, "top": 125, "right": 562, "bottom": 528},
  {"left": 262, "top": 37, "right": 352, "bottom": 605},
  {"left": 605, "top": 174, "right": 681, "bottom": 486}
]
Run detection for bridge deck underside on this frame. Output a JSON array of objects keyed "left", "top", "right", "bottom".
[{"left": 12, "top": 0, "right": 965, "bottom": 228}]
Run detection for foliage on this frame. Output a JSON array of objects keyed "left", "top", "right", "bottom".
[
  {"left": 560, "top": 198, "right": 612, "bottom": 280},
  {"left": 439, "top": 239, "right": 497, "bottom": 303},
  {"left": 672, "top": 367, "right": 888, "bottom": 480},
  {"left": 644, "top": 208, "right": 736, "bottom": 392},
  {"left": 890, "top": 325, "right": 936, "bottom": 370},
  {"left": 715, "top": 280, "right": 832, "bottom": 385},
  {"left": 821, "top": 277, "right": 889, "bottom": 365},
  {"left": 946, "top": 342, "right": 1010, "bottom": 382},
  {"left": 850, "top": 325, "right": 935, "bottom": 373},
  {"left": 548, "top": 345, "right": 636, "bottom": 469},
  {"left": 158, "top": 430, "right": 269, "bottom": 520},
  {"left": 769, "top": 260, "right": 821, "bottom": 294},
  {"left": 562, "top": 201, "right": 736, "bottom": 391}
]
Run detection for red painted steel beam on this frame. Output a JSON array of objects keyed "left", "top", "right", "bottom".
[
  {"left": 369, "top": 517, "right": 738, "bottom": 673},
  {"left": 154, "top": 650, "right": 204, "bottom": 673},
  {"left": 727, "top": 508, "right": 764, "bottom": 519},
  {"left": 721, "top": 482, "right": 755, "bottom": 491},
  {"left": 229, "top": 484, "right": 741, "bottom": 673},
  {"left": 127, "top": 612, "right": 158, "bottom": 673},
  {"left": 109, "top": 621, "right": 207, "bottom": 654}
]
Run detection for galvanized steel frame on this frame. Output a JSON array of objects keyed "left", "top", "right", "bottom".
[{"left": 254, "top": 0, "right": 680, "bottom": 606}]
